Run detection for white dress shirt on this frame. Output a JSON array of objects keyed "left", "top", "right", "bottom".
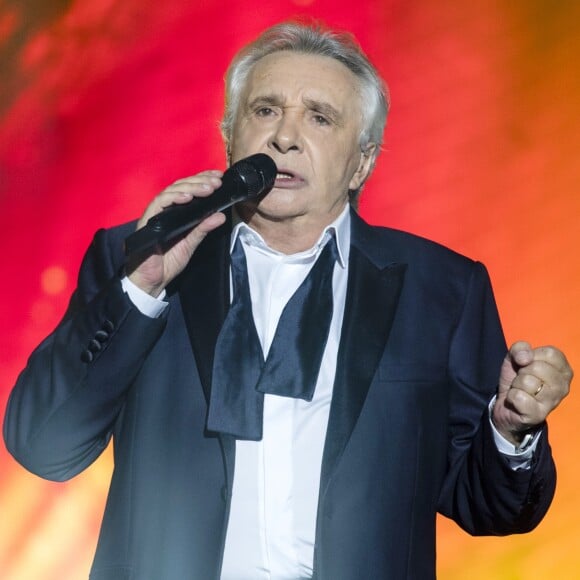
[{"left": 219, "top": 207, "right": 350, "bottom": 580}]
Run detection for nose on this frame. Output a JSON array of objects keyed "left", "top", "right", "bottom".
[{"left": 268, "top": 111, "right": 302, "bottom": 154}]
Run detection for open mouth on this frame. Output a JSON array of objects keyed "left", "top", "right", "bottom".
[{"left": 274, "top": 170, "right": 304, "bottom": 187}]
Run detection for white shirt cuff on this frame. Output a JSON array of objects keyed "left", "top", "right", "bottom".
[{"left": 121, "top": 276, "right": 168, "bottom": 318}]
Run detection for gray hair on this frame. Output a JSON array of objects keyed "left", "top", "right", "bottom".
[{"left": 221, "top": 21, "right": 390, "bottom": 186}]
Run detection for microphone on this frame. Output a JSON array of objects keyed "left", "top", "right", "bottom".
[{"left": 124, "top": 153, "right": 277, "bottom": 257}]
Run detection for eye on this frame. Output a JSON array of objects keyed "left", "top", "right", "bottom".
[
  {"left": 312, "top": 113, "right": 331, "bottom": 126},
  {"left": 255, "top": 106, "right": 275, "bottom": 117}
]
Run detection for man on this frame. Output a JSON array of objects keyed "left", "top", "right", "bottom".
[{"left": 3, "top": 22, "right": 573, "bottom": 580}]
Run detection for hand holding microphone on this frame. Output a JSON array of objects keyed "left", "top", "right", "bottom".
[
  {"left": 125, "top": 154, "right": 277, "bottom": 257},
  {"left": 125, "top": 153, "right": 277, "bottom": 297}
]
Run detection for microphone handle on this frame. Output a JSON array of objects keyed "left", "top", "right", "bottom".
[{"left": 124, "top": 171, "right": 248, "bottom": 257}]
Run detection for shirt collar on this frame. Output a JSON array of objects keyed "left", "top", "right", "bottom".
[{"left": 230, "top": 205, "right": 350, "bottom": 268}]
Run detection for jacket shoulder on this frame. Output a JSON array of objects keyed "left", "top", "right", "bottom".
[{"left": 352, "top": 212, "right": 478, "bottom": 274}]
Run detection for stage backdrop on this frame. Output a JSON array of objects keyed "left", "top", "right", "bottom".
[{"left": 1, "top": 1, "right": 579, "bottom": 578}]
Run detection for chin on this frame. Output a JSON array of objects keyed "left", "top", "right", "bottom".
[{"left": 257, "top": 189, "right": 303, "bottom": 211}]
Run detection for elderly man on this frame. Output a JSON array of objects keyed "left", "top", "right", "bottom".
[{"left": 4, "top": 22, "right": 572, "bottom": 580}]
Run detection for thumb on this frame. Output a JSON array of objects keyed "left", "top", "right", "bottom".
[
  {"left": 510, "top": 340, "right": 534, "bottom": 366},
  {"left": 498, "top": 341, "right": 533, "bottom": 394}
]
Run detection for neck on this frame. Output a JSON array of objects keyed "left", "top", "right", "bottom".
[{"left": 237, "top": 205, "right": 348, "bottom": 254}]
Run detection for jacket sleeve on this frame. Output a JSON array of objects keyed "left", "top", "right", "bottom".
[
  {"left": 3, "top": 225, "right": 167, "bottom": 481},
  {"left": 437, "top": 261, "right": 556, "bottom": 535}
]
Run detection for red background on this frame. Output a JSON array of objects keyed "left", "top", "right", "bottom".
[{"left": 1, "top": 1, "right": 579, "bottom": 578}]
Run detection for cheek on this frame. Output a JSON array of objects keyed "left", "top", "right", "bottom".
[
  {"left": 230, "top": 122, "right": 265, "bottom": 156},
  {"left": 320, "top": 147, "right": 361, "bottom": 190}
]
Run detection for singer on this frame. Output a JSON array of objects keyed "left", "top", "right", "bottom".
[{"left": 3, "top": 22, "right": 573, "bottom": 580}]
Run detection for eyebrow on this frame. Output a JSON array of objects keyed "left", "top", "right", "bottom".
[
  {"left": 247, "top": 94, "right": 344, "bottom": 124},
  {"left": 247, "top": 94, "right": 284, "bottom": 110},
  {"left": 302, "top": 98, "right": 342, "bottom": 124}
]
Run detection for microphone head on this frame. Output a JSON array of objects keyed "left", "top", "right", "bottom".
[{"left": 232, "top": 153, "right": 277, "bottom": 198}]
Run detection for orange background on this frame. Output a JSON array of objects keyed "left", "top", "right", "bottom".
[{"left": 1, "top": 1, "right": 579, "bottom": 578}]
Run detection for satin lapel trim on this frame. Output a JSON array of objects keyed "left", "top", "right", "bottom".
[
  {"left": 175, "top": 224, "right": 231, "bottom": 405},
  {"left": 319, "top": 244, "right": 407, "bottom": 493}
]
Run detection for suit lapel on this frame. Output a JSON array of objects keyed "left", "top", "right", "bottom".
[
  {"left": 319, "top": 213, "right": 407, "bottom": 493},
  {"left": 173, "top": 219, "right": 238, "bottom": 492},
  {"left": 174, "top": 220, "right": 231, "bottom": 405}
]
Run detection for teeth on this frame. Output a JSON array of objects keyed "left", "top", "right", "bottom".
[{"left": 276, "top": 172, "right": 293, "bottom": 179}]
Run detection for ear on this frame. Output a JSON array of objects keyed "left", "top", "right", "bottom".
[{"left": 348, "top": 143, "right": 378, "bottom": 191}]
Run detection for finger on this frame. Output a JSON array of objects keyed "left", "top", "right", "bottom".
[
  {"left": 529, "top": 345, "right": 574, "bottom": 378},
  {"left": 509, "top": 341, "right": 533, "bottom": 367},
  {"left": 172, "top": 170, "right": 223, "bottom": 186},
  {"left": 498, "top": 342, "right": 533, "bottom": 394},
  {"left": 162, "top": 212, "right": 227, "bottom": 271},
  {"left": 510, "top": 360, "right": 569, "bottom": 410},
  {"left": 510, "top": 367, "right": 547, "bottom": 398},
  {"left": 138, "top": 175, "right": 223, "bottom": 227},
  {"left": 504, "top": 375, "right": 566, "bottom": 423},
  {"left": 502, "top": 386, "right": 548, "bottom": 427},
  {"left": 161, "top": 174, "right": 223, "bottom": 202},
  {"left": 514, "top": 352, "right": 573, "bottom": 397}
]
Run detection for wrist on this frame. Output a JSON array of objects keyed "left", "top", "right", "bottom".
[
  {"left": 127, "top": 272, "right": 165, "bottom": 298},
  {"left": 121, "top": 276, "right": 168, "bottom": 318},
  {"left": 491, "top": 400, "right": 534, "bottom": 447}
]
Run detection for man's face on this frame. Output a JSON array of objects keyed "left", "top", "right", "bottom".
[{"left": 229, "top": 51, "right": 375, "bottom": 230}]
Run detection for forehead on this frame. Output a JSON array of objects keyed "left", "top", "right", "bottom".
[{"left": 242, "top": 51, "right": 362, "bottom": 112}]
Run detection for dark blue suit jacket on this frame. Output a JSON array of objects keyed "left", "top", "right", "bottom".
[{"left": 4, "top": 210, "right": 556, "bottom": 579}]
